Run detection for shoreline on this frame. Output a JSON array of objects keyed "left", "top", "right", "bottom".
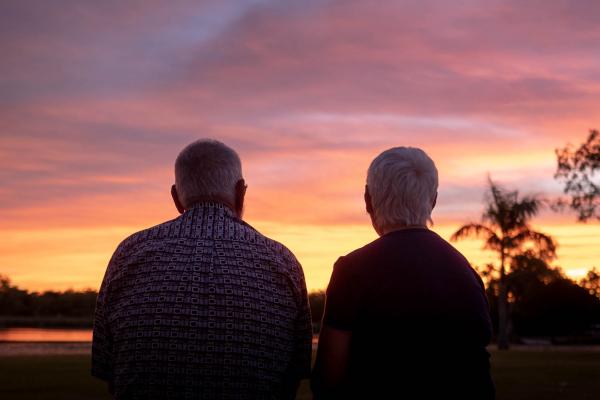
[
  {"left": 2, "top": 341, "right": 600, "bottom": 357},
  {"left": 0, "top": 342, "right": 92, "bottom": 356},
  {"left": 0, "top": 316, "right": 93, "bottom": 329}
]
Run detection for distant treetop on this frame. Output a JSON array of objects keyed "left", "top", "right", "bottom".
[{"left": 555, "top": 130, "right": 600, "bottom": 222}]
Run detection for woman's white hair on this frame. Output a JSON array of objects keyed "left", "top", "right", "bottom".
[
  {"left": 367, "top": 147, "right": 438, "bottom": 231},
  {"left": 175, "top": 139, "right": 242, "bottom": 208}
]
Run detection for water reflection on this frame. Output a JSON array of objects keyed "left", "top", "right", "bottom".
[{"left": 0, "top": 328, "right": 92, "bottom": 342}]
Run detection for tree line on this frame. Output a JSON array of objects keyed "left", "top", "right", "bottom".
[
  {"left": 1, "top": 268, "right": 598, "bottom": 339},
  {"left": 0, "top": 276, "right": 96, "bottom": 327}
]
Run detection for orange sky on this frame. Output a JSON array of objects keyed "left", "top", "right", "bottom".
[{"left": 1, "top": 1, "right": 599, "bottom": 292}]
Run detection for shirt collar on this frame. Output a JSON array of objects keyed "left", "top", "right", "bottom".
[{"left": 185, "top": 201, "right": 237, "bottom": 218}]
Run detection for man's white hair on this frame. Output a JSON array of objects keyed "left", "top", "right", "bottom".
[
  {"left": 175, "top": 139, "right": 242, "bottom": 208},
  {"left": 367, "top": 147, "right": 438, "bottom": 231}
]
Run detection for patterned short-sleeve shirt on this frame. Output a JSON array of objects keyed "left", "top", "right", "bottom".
[{"left": 92, "top": 202, "right": 312, "bottom": 399}]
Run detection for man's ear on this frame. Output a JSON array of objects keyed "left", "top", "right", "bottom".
[
  {"left": 171, "top": 185, "right": 185, "bottom": 214},
  {"left": 364, "top": 185, "right": 374, "bottom": 215},
  {"left": 432, "top": 191, "right": 438, "bottom": 210},
  {"left": 234, "top": 179, "right": 247, "bottom": 218}
]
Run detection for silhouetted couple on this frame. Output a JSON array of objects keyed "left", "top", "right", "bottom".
[{"left": 92, "top": 140, "right": 494, "bottom": 399}]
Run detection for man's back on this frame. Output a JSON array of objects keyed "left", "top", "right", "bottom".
[
  {"left": 323, "top": 228, "right": 494, "bottom": 398},
  {"left": 92, "top": 202, "right": 312, "bottom": 399}
]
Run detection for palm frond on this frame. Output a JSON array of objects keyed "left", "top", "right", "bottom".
[
  {"left": 483, "top": 178, "right": 544, "bottom": 232},
  {"left": 451, "top": 223, "right": 499, "bottom": 243},
  {"left": 508, "top": 196, "right": 542, "bottom": 229},
  {"left": 510, "top": 230, "right": 558, "bottom": 261}
]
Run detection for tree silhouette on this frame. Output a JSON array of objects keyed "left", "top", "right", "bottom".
[
  {"left": 507, "top": 256, "right": 600, "bottom": 339},
  {"left": 451, "top": 179, "right": 556, "bottom": 349},
  {"left": 580, "top": 267, "right": 600, "bottom": 299},
  {"left": 555, "top": 130, "right": 600, "bottom": 222},
  {"left": 0, "top": 275, "right": 97, "bottom": 327}
]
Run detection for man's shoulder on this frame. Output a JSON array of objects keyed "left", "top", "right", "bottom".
[
  {"left": 110, "top": 215, "right": 304, "bottom": 277},
  {"left": 246, "top": 225, "right": 301, "bottom": 269},
  {"left": 111, "top": 217, "right": 181, "bottom": 258}
]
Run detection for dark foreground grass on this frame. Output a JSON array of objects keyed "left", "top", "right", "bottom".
[
  {"left": 492, "top": 350, "right": 600, "bottom": 400},
  {"left": 0, "top": 350, "right": 599, "bottom": 399}
]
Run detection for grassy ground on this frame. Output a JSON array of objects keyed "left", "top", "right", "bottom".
[
  {"left": 0, "top": 350, "right": 599, "bottom": 399},
  {"left": 492, "top": 350, "right": 600, "bottom": 400}
]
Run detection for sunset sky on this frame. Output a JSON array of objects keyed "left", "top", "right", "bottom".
[{"left": 1, "top": 0, "right": 599, "bottom": 292}]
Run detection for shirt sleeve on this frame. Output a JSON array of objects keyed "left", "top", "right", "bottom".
[
  {"left": 91, "top": 250, "right": 118, "bottom": 382},
  {"left": 322, "top": 256, "right": 361, "bottom": 331},
  {"left": 291, "top": 258, "right": 313, "bottom": 378},
  {"left": 294, "top": 268, "right": 313, "bottom": 379},
  {"left": 280, "top": 253, "right": 313, "bottom": 398}
]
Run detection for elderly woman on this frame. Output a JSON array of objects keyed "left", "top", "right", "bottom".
[{"left": 312, "top": 147, "right": 495, "bottom": 399}]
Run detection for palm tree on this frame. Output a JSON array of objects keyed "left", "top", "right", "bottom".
[{"left": 451, "top": 178, "right": 557, "bottom": 350}]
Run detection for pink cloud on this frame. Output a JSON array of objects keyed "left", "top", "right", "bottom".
[{"left": 1, "top": 0, "right": 599, "bottom": 230}]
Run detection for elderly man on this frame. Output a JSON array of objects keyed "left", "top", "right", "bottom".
[
  {"left": 312, "top": 147, "right": 494, "bottom": 399},
  {"left": 92, "top": 139, "right": 312, "bottom": 399}
]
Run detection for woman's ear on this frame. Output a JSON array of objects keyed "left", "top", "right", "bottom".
[{"left": 364, "top": 185, "right": 374, "bottom": 215}]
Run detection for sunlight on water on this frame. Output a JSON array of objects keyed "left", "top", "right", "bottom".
[{"left": 0, "top": 328, "right": 92, "bottom": 342}]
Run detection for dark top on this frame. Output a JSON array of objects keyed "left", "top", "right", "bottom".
[
  {"left": 92, "top": 202, "right": 312, "bottom": 400},
  {"left": 321, "top": 228, "right": 494, "bottom": 399}
]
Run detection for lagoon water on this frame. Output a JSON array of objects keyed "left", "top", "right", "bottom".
[
  {"left": 0, "top": 328, "right": 319, "bottom": 357},
  {"left": 0, "top": 328, "right": 93, "bottom": 355},
  {"left": 0, "top": 327, "right": 92, "bottom": 342}
]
